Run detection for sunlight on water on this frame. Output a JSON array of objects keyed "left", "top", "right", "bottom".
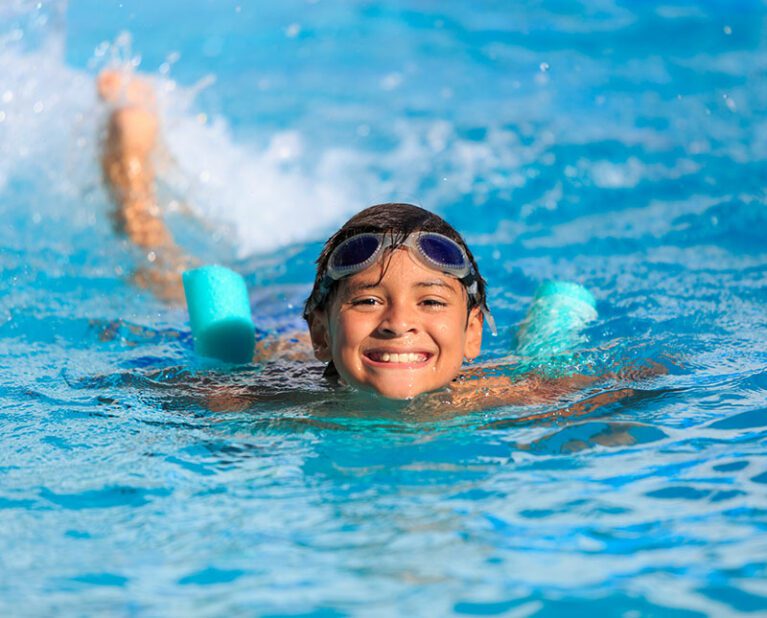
[{"left": 1, "top": 0, "right": 767, "bottom": 616}]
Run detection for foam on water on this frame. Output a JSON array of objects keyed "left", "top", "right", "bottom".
[
  {"left": 2, "top": 1, "right": 767, "bottom": 616},
  {"left": 0, "top": 27, "right": 356, "bottom": 257}
]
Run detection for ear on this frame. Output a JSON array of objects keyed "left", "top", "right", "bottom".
[
  {"left": 307, "top": 310, "right": 332, "bottom": 362},
  {"left": 463, "top": 307, "right": 483, "bottom": 361}
]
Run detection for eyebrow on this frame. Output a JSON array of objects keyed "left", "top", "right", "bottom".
[
  {"left": 414, "top": 280, "right": 457, "bottom": 292},
  {"left": 344, "top": 279, "right": 459, "bottom": 295}
]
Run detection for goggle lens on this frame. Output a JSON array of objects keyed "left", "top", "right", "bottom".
[
  {"left": 418, "top": 234, "right": 466, "bottom": 269},
  {"left": 330, "top": 234, "right": 380, "bottom": 271}
]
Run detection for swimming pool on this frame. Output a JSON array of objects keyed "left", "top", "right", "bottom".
[{"left": 2, "top": 0, "right": 767, "bottom": 615}]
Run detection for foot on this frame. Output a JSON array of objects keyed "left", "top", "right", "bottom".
[{"left": 97, "top": 69, "right": 156, "bottom": 109}]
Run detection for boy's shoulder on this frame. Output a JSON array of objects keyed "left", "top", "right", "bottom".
[
  {"left": 253, "top": 330, "right": 315, "bottom": 363},
  {"left": 438, "top": 366, "right": 547, "bottom": 412}
]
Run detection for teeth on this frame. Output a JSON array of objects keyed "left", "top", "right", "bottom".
[{"left": 374, "top": 352, "right": 426, "bottom": 363}]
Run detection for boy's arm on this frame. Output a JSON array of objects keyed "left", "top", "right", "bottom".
[
  {"left": 441, "top": 361, "right": 667, "bottom": 416},
  {"left": 443, "top": 370, "right": 595, "bottom": 412}
]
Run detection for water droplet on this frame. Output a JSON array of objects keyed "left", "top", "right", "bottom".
[
  {"left": 723, "top": 25, "right": 732, "bottom": 35},
  {"left": 33, "top": 101, "right": 44, "bottom": 114},
  {"left": 380, "top": 72, "right": 403, "bottom": 90},
  {"left": 285, "top": 23, "right": 301, "bottom": 38},
  {"left": 2, "top": 91, "right": 13, "bottom": 103},
  {"left": 147, "top": 251, "right": 157, "bottom": 263},
  {"left": 539, "top": 62, "right": 550, "bottom": 73}
]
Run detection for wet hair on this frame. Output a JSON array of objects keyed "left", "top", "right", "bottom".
[{"left": 303, "top": 202, "right": 489, "bottom": 319}]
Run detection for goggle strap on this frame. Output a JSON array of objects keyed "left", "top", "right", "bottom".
[{"left": 482, "top": 307, "right": 498, "bottom": 336}]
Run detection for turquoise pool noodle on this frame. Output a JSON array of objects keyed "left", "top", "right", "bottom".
[
  {"left": 182, "top": 265, "right": 255, "bottom": 364},
  {"left": 516, "top": 281, "right": 597, "bottom": 359}
]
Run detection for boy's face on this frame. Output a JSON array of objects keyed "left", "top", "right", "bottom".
[{"left": 309, "top": 248, "right": 483, "bottom": 399}]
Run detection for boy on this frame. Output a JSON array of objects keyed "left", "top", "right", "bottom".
[{"left": 98, "top": 70, "right": 648, "bottom": 411}]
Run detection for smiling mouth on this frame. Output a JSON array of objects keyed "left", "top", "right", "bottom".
[{"left": 364, "top": 351, "right": 431, "bottom": 364}]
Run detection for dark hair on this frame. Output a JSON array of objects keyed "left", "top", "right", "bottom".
[{"left": 303, "top": 202, "right": 489, "bottom": 319}]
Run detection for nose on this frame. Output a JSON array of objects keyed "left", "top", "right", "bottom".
[{"left": 376, "top": 300, "right": 419, "bottom": 337}]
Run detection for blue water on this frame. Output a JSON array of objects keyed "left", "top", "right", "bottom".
[{"left": 2, "top": 1, "right": 767, "bottom": 615}]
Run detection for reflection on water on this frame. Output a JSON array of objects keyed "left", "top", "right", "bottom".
[{"left": 1, "top": 0, "right": 767, "bottom": 615}]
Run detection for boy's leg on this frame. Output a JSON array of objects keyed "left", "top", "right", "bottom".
[
  {"left": 98, "top": 69, "right": 189, "bottom": 301},
  {"left": 102, "top": 106, "right": 171, "bottom": 248},
  {"left": 99, "top": 70, "right": 169, "bottom": 248}
]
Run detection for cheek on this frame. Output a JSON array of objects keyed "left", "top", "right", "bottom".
[
  {"left": 330, "top": 314, "right": 366, "bottom": 358},
  {"left": 433, "top": 313, "right": 468, "bottom": 345},
  {"left": 328, "top": 315, "right": 373, "bottom": 387}
]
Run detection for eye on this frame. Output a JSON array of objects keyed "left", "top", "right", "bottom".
[
  {"left": 350, "top": 297, "right": 381, "bottom": 307},
  {"left": 421, "top": 298, "right": 448, "bottom": 308}
]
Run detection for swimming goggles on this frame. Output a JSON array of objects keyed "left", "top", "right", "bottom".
[{"left": 306, "top": 231, "right": 496, "bottom": 334}]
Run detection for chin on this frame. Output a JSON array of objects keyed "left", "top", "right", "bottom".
[
  {"left": 337, "top": 364, "right": 453, "bottom": 400},
  {"left": 374, "top": 388, "right": 421, "bottom": 400},
  {"left": 365, "top": 380, "right": 440, "bottom": 400}
]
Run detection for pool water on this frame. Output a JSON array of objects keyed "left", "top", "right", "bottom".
[{"left": 2, "top": 1, "right": 767, "bottom": 615}]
